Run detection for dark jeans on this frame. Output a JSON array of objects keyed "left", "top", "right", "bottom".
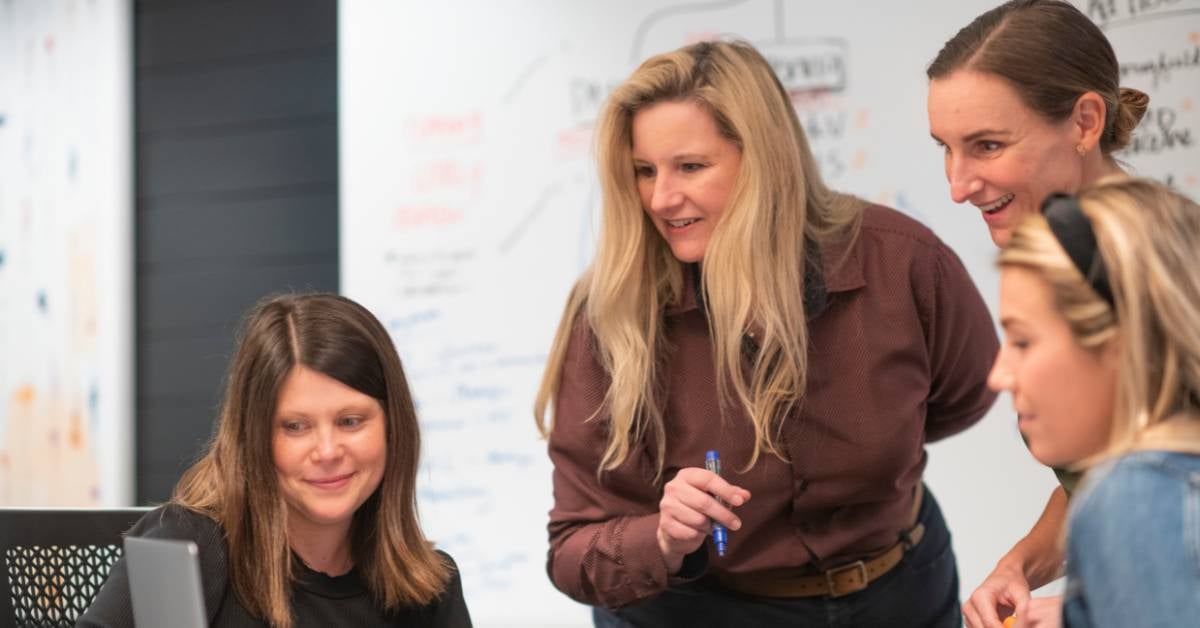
[{"left": 593, "top": 486, "right": 960, "bottom": 628}]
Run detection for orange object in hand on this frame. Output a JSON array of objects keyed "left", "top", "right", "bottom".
[{"left": 1003, "top": 616, "right": 1017, "bottom": 628}]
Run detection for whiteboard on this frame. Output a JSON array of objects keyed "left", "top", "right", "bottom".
[
  {"left": 0, "top": 0, "right": 133, "bottom": 507},
  {"left": 339, "top": 2, "right": 1200, "bottom": 625}
]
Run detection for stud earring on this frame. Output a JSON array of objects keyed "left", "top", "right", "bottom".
[{"left": 1076, "top": 144, "right": 1087, "bottom": 156}]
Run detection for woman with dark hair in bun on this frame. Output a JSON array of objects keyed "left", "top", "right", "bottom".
[{"left": 925, "top": 2, "right": 1150, "bottom": 627}]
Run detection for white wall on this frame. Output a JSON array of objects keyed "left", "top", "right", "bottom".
[{"left": 0, "top": 0, "right": 133, "bottom": 506}]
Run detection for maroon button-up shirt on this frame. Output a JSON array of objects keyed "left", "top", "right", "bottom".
[{"left": 546, "top": 205, "right": 999, "bottom": 608}]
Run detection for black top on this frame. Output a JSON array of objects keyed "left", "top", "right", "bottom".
[{"left": 77, "top": 505, "right": 472, "bottom": 627}]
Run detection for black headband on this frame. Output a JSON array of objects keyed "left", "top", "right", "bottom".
[{"left": 1040, "top": 193, "right": 1116, "bottom": 311}]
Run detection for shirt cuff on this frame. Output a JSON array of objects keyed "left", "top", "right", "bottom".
[
  {"left": 668, "top": 547, "right": 709, "bottom": 585},
  {"left": 619, "top": 513, "right": 672, "bottom": 601}
]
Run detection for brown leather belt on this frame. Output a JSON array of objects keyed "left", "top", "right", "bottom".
[{"left": 714, "top": 484, "right": 925, "bottom": 599}]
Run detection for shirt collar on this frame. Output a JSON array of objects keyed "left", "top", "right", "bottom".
[
  {"left": 666, "top": 235, "right": 865, "bottom": 318},
  {"left": 1132, "top": 414, "right": 1200, "bottom": 455}
]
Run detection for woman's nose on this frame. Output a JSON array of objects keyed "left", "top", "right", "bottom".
[
  {"left": 987, "top": 348, "right": 1014, "bottom": 393},
  {"left": 310, "top": 425, "right": 344, "bottom": 462},
  {"left": 648, "top": 173, "right": 683, "bottom": 213},
  {"left": 947, "top": 156, "right": 983, "bottom": 204}
]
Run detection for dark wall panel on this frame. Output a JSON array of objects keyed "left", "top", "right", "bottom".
[
  {"left": 137, "top": 399, "right": 215, "bottom": 471},
  {"left": 141, "top": 260, "right": 338, "bottom": 335},
  {"left": 136, "top": 0, "right": 336, "bottom": 68},
  {"left": 138, "top": 52, "right": 336, "bottom": 132},
  {"left": 140, "top": 193, "right": 337, "bottom": 264},
  {"left": 140, "top": 335, "right": 233, "bottom": 399},
  {"left": 135, "top": 0, "right": 339, "bottom": 503},
  {"left": 139, "top": 123, "right": 337, "bottom": 197}
]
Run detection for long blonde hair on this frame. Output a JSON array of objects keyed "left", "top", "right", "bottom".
[
  {"left": 999, "top": 177, "right": 1200, "bottom": 463},
  {"left": 535, "top": 40, "right": 864, "bottom": 476},
  {"left": 173, "top": 294, "right": 450, "bottom": 627}
]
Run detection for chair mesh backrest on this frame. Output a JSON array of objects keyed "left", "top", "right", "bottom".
[{"left": 4, "top": 543, "right": 122, "bottom": 628}]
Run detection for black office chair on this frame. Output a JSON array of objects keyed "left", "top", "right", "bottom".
[{"left": 0, "top": 508, "right": 150, "bottom": 628}]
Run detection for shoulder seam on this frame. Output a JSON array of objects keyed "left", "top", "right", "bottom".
[{"left": 859, "top": 223, "right": 943, "bottom": 252}]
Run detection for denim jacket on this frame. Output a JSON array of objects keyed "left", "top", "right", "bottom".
[{"left": 1063, "top": 449, "right": 1200, "bottom": 627}]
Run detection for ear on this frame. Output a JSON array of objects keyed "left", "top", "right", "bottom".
[{"left": 1072, "top": 91, "right": 1108, "bottom": 151}]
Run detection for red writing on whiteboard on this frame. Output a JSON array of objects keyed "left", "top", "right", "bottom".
[
  {"left": 406, "top": 112, "right": 483, "bottom": 143},
  {"left": 556, "top": 127, "right": 593, "bottom": 158},
  {"left": 413, "top": 161, "right": 483, "bottom": 194},
  {"left": 394, "top": 206, "right": 465, "bottom": 229}
]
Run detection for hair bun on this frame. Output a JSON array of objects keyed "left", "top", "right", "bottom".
[
  {"left": 1119, "top": 87, "right": 1150, "bottom": 117},
  {"left": 1109, "top": 87, "right": 1150, "bottom": 152}
]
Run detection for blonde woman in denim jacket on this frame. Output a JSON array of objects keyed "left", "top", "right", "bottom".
[{"left": 988, "top": 177, "right": 1200, "bottom": 628}]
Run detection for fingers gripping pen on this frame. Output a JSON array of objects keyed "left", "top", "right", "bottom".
[{"left": 704, "top": 450, "right": 728, "bottom": 556}]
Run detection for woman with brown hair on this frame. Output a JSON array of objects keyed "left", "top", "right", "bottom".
[
  {"left": 80, "top": 294, "right": 471, "bottom": 627},
  {"left": 537, "top": 39, "right": 999, "bottom": 627},
  {"left": 926, "top": 2, "right": 1150, "bottom": 626}
]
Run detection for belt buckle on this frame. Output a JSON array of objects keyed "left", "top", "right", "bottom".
[{"left": 824, "top": 560, "right": 868, "bottom": 598}]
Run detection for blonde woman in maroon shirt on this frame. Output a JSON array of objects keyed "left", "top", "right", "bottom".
[{"left": 536, "top": 40, "right": 999, "bottom": 627}]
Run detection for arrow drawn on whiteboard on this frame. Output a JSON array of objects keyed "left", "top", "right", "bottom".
[
  {"left": 498, "top": 183, "right": 563, "bottom": 253},
  {"left": 503, "top": 52, "right": 551, "bottom": 105},
  {"left": 630, "top": 0, "right": 751, "bottom": 63}
]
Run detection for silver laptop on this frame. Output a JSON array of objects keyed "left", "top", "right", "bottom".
[{"left": 123, "top": 536, "right": 207, "bottom": 628}]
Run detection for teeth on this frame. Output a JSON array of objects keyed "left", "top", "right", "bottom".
[
  {"left": 979, "top": 193, "right": 1014, "bottom": 213},
  {"left": 668, "top": 218, "right": 700, "bottom": 227}
]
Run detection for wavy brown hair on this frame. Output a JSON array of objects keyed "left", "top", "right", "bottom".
[
  {"left": 535, "top": 40, "right": 865, "bottom": 476},
  {"left": 172, "top": 294, "right": 449, "bottom": 627}
]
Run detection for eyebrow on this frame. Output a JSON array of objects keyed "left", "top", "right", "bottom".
[
  {"left": 932, "top": 129, "right": 1010, "bottom": 144},
  {"left": 274, "top": 404, "right": 377, "bottom": 419},
  {"left": 998, "top": 316, "right": 1026, "bottom": 331},
  {"left": 632, "top": 152, "right": 713, "bottom": 164},
  {"left": 965, "top": 129, "right": 1010, "bottom": 141}
]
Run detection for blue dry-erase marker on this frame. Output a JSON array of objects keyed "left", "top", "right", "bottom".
[{"left": 704, "top": 450, "right": 728, "bottom": 556}]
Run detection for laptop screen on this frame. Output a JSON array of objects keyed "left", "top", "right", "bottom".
[{"left": 123, "top": 537, "right": 207, "bottom": 628}]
